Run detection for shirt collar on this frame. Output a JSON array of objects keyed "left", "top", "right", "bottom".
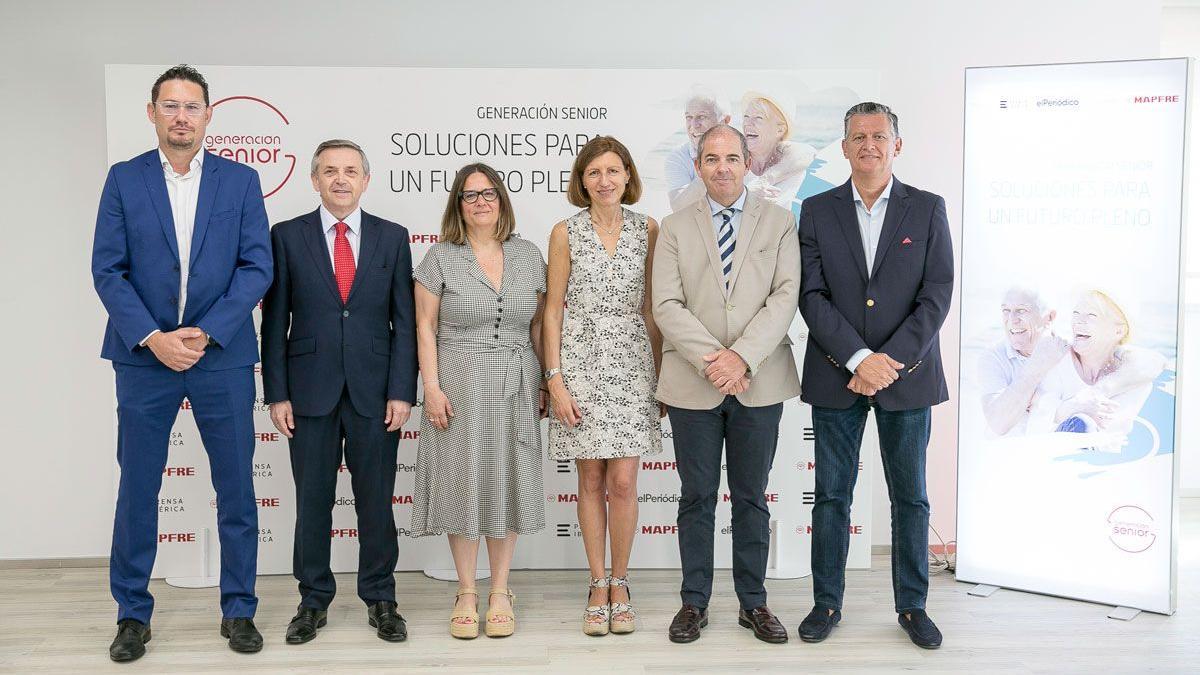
[
  {"left": 1003, "top": 340, "right": 1027, "bottom": 361},
  {"left": 320, "top": 205, "right": 362, "bottom": 235},
  {"left": 850, "top": 175, "right": 894, "bottom": 210},
  {"left": 707, "top": 188, "right": 747, "bottom": 216},
  {"left": 158, "top": 148, "right": 205, "bottom": 178}
]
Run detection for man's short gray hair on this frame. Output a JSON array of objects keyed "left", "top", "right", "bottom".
[
  {"left": 695, "top": 124, "right": 750, "bottom": 162},
  {"left": 1003, "top": 286, "right": 1049, "bottom": 315},
  {"left": 686, "top": 93, "right": 725, "bottom": 118},
  {"left": 843, "top": 102, "right": 900, "bottom": 139},
  {"left": 311, "top": 139, "right": 370, "bottom": 176}
]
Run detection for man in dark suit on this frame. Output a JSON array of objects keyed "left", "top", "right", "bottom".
[
  {"left": 261, "top": 139, "right": 417, "bottom": 644},
  {"left": 796, "top": 103, "right": 953, "bottom": 649},
  {"left": 92, "top": 65, "right": 272, "bottom": 662}
]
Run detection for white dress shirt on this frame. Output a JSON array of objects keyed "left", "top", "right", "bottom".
[
  {"left": 162, "top": 148, "right": 204, "bottom": 324},
  {"left": 140, "top": 149, "right": 205, "bottom": 346},
  {"left": 845, "top": 176, "right": 894, "bottom": 374},
  {"left": 319, "top": 205, "right": 361, "bottom": 267}
]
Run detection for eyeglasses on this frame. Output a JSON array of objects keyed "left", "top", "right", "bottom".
[
  {"left": 460, "top": 188, "right": 499, "bottom": 204},
  {"left": 155, "top": 101, "right": 208, "bottom": 118}
]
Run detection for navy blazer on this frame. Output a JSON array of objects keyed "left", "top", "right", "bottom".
[
  {"left": 92, "top": 149, "right": 273, "bottom": 370},
  {"left": 260, "top": 208, "right": 417, "bottom": 418},
  {"left": 797, "top": 177, "right": 953, "bottom": 410}
]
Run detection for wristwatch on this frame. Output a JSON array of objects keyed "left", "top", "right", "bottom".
[
  {"left": 544, "top": 367, "right": 561, "bottom": 381},
  {"left": 205, "top": 333, "right": 218, "bottom": 348}
]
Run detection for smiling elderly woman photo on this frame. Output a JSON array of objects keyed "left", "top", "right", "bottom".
[{"left": 1026, "top": 289, "right": 1167, "bottom": 449}]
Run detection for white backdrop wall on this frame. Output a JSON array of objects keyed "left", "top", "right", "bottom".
[{"left": 0, "top": 0, "right": 1163, "bottom": 560}]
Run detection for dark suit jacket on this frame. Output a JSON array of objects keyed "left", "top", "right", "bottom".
[
  {"left": 92, "top": 149, "right": 272, "bottom": 369},
  {"left": 260, "top": 208, "right": 417, "bottom": 418},
  {"left": 798, "top": 177, "right": 953, "bottom": 410}
]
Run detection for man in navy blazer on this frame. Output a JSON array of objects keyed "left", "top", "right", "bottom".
[
  {"left": 91, "top": 66, "right": 272, "bottom": 661},
  {"left": 796, "top": 103, "right": 953, "bottom": 649},
  {"left": 260, "top": 139, "right": 417, "bottom": 644}
]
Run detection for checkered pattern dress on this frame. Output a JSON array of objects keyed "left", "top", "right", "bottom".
[{"left": 410, "top": 236, "right": 547, "bottom": 538}]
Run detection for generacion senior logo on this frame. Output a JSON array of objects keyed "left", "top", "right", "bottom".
[
  {"left": 205, "top": 96, "right": 297, "bottom": 198},
  {"left": 1108, "top": 505, "right": 1158, "bottom": 553}
]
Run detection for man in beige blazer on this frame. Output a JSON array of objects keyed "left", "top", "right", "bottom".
[{"left": 653, "top": 125, "right": 800, "bottom": 645}]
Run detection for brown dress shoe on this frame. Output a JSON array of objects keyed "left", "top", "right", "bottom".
[
  {"left": 668, "top": 604, "right": 708, "bottom": 643},
  {"left": 738, "top": 606, "right": 788, "bottom": 643}
]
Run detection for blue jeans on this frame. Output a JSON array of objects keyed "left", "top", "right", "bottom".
[{"left": 810, "top": 396, "right": 930, "bottom": 613}]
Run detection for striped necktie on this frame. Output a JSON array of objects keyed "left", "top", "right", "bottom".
[{"left": 717, "top": 208, "right": 735, "bottom": 290}]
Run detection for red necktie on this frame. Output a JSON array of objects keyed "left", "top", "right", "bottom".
[{"left": 333, "top": 221, "right": 356, "bottom": 303}]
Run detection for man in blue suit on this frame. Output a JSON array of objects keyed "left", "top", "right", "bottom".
[
  {"left": 796, "top": 103, "right": 953, "bottom": 649},
  {"left": 260, "top": 140, "right": 417, "bottom": 644},
  {"left": 92, "top": 65, "right": 272, "bottom": 662}
]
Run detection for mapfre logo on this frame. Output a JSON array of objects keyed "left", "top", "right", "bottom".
[
  {"left": 205, "top": 96, "right": 297, "bottom": 198},
  {"left": 1108, "top": 505, "right": 1158, "bottom": 553},
  {"left": 1132, "top": 95, "right": 1180, "bottom": 104}
]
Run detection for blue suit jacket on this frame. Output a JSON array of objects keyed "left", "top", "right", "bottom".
[
  {"left": 259, "top": 208, "right": 417, "bottom": 418},
  {"left": 798, "top": 177, "right": 953, "bottom": 410},
  {"left": 92, "top": 149, "right": 273, "bottom": 369}
]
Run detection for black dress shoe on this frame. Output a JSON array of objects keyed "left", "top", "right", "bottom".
[
  {"left": 285, "top": 607, "right": 328, "bottom": 644},
  {"left": 668, "top": 604, "right": 708, "bottom": 643},
  {"left": 798, "top": 605, "right": 841, "bottom": 643},
  {"left": 220, "top": 617, "right": 264, "bottom": 653},
  {"left": 738, "top": 606, "right": 788, "bottom": 643},
  {"left": 898, "top": 609, "right": 942, "bottom": 649},
  {"left": 109, "top": 619, "right": 151, "bottom": 662},
  {"left": 367, "top": 601, "right": 408, "bottom": 642}
]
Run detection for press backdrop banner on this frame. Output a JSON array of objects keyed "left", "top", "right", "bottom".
[
  {"left": 957, "top": 59, "right": 1189, "bottom": 614},
  {"left": 104, "top": 65, "right": 879, "bottom": 577}
]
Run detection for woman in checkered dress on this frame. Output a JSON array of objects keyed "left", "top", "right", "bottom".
[{"left": 411, "top": 163, "right": 547, "bottom": 638}]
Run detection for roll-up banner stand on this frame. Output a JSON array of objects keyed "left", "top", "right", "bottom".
[{"left": 957, "top": 58, "right": 1190, "bottom": 614}]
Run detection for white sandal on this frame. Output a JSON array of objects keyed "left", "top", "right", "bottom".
[
  {"left": 583, "top": 576, "right": 611, "bottom": 636},
  {"left": 609, "top": 575, "right": 636, "bottom": 634}
]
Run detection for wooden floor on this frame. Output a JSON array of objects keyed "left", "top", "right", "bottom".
[{"left": 2, "top": 500, "right": 1197, "bottom": 674}]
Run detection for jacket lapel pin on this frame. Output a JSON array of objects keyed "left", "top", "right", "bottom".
[{"left": 901, "top": 237, "right": 913, "bottom": 245}]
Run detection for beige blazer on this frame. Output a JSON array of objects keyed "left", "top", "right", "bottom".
[{"left": 652, "top": 193, "right": 801, "bottom": 409}]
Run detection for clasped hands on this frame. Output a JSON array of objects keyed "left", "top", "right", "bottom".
[
  {"left": 703, "top": 349, "right": 750, "bottom": 395},
  {"left": 146, "top": 327, "right": 209, "bottom": 372},
  {"left": 848, "top": 352, "right": 905, "bottom": 396}
]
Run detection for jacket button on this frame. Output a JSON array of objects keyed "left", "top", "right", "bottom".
[
  {"left": 726, "top": 303, "right": 734, "bottom": 311},
  {"left": 342, "top": 310, "right": 350, "bottom": 317},
  {"left": 866, "top": 299, "right": 875, "bottom": 307}
]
